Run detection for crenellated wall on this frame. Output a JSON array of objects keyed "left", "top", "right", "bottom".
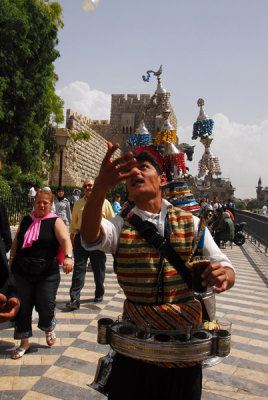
[{"left": 109, "top": 93, "right": 177, "bottom": 152}]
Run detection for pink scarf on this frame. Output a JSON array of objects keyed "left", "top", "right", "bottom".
[{"left": 22, "top": 212, "right": 59, "bottom": 249}]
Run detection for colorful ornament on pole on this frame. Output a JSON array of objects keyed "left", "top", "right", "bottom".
[
  {"left": 128, "top": 116, "right": 152, "bottom": 147},
  {"left": 163, "top": 144, "right": 200, "bottom": 215},
  {"left": 192, "top": 98, "right": 214, "bottom": 140},
  {"left": 128, "top": 133, "right": 151, "bottom": 146},
  {"left": 82, "top": 0, "right": 99, "bottom": 13},
  {"left": 192, "top": 119, "right": 214, "bottom": 140},
  {"left": 154, "top": 130, "right": 177, "bottom": 145}
]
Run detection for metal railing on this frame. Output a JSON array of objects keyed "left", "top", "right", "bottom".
[
  {"left": 0, "top": 195, "right": 34, "bottom": 226},
  {"left": 235, "top": 210, "right": 268, "bottom": 252}
]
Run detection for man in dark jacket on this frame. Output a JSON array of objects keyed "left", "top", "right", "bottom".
[
  {"left": 0, "top": 202, "right": 12, "bottom": 253},
  {"left": 0, "top": 202, "right": 20, "bottom": 322}
]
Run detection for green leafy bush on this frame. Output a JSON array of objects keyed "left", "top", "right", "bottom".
[{"left": 0, "top": 176, "right": 11, "bottom": 197}]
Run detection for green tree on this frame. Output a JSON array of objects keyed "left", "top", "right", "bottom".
[
  {"left": 0, "top": 0, "right": 63, "bottom": 176},
  {"left": 107, "top": 182, "right": 127, "bottom": 203},
  {"left": 246, "top": 199, "right": 259, "bottom": 211},
  {"left": 0, "top": 176, "right": 11, "bottom": 198},
  {"left": 234, "top": 200, "right": 247, "bottom": 210},
  {"left": 38, "top": 0, "right": 64, "bottom": 28}
]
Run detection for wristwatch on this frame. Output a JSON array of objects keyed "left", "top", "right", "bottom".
[{"left": 64, "top": 254, "right": 73, "bottom": 259}]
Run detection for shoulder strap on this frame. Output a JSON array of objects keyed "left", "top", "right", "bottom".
[{"left": 128, "top": 214, "right": 193, "bottom": 290}]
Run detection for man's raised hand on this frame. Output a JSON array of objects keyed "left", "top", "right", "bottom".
[{"left": 96, "top": 143, "right": 137, "bottom": 190}]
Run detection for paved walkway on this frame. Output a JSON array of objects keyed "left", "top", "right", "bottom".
[{"left": 0, "top": 241, "right": 267, "bottom": 399}]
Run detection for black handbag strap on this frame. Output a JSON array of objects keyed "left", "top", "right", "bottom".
[{"left": 128, "top": 214, "right": 193, "bottom": 290}]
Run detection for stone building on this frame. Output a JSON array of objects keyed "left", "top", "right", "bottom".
[
  {"left": 50, "top": 92, "right": 177, "bottom": 186},
  {"left": 256, "top": 177, "right": 268, "bottom": 206},
  {"left": 109, "top": 93, "right": 177, "bottom": 152},
  {"left": 189, "top": 175, "right": 235, "bottom": 203}
]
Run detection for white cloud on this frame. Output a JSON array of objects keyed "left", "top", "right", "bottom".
[
  {"left": 180, "top": 115, "right": 268, "bottom": 199},
  {"left": 56, "top": 81, "right": 111, "bottom": 120}
]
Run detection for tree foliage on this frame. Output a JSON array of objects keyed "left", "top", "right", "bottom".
[
  {"left": 37, "top": 0, "right": 64, "bottom": 28},
  {"left": 234, "top": 200, "right": 247, "bottom": 210},
  {"left": 0, "top": 0, "right": 64, "bottom": 177},
  {"left": 246, "top": 199, "right": 259, "bottom": 211},
  {"left": 41, "top": 124, "right": 58, "bottom": 173},
  {"left": 0, "top": 176, "right": 11, "bottom": 198}
]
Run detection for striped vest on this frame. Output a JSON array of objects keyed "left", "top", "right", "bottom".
[
  {"left": 116, "top": 207, "right": 203, "bottom": 367},
  {"left": 116, "top": 207, "right": 195, "bottom": 305}
]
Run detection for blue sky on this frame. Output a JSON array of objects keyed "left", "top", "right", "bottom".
[{"left": 55, "top": 0, "right": 268, "bottom": 199}]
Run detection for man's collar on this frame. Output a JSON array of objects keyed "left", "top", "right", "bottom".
[{"left": 133, "top": 199, "right": 171, "bottom": 221}]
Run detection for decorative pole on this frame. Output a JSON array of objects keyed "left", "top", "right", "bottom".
[
  {"left": 192, "top": 99, "right": 221, "bottom": 196},
  {"left": 128, "top": 66, "right": 200, "bottom": 215}
]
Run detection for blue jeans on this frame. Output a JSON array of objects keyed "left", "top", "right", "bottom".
[
  {"left": 70, "top": 234, "right": 106, "bottom": 301},
  {"left": 13, "top": 270, "right": 60, "bottom": 339}
]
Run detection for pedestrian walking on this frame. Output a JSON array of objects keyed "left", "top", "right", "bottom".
[
  {"left": 71, "top": 188, "right": 81, "bottom": 207},
  {"left": 9, "top": 190, "right": 73, "bottom": 359},
  {"left": 54, "top": 187, "right": 71, "bottom": 225},
  {"left": 66, "top": 178, "right": 114, "bottom": 310}
]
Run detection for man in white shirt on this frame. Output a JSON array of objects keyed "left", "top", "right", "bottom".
[
  {"left": 80, "top": 143, "right": 235, "bottom": 400},
  {"left": 27, "top": 183, "right": 36, "bottom": 198}
]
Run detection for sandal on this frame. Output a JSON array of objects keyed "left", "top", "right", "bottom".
[
  {"left": 11, "top": 346, "right": 29, "bottom": 359},
  {"left": 46, "top": 328, "right": 56, "bottom": 346}
]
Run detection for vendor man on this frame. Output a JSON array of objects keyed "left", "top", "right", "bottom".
[{"left": 80, "top": 143, "right": 235, "bottom": 400}]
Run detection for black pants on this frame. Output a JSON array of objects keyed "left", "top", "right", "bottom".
[
  {"left": 107, "top": 354, "right": 202, "bottom": 400},
  {"left": 13, "top": 271, "right": 60, "bottom": 339},
  {"left": 70, "top": 234, "right": 106, "bottom": 300}
]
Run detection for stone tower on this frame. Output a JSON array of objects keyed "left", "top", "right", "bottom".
[
  {"left": 256, "top": 177, "right": 263, "bottom": 202},
  {"left": 109, "top": 93, "right": 177, "bottom": 152}
]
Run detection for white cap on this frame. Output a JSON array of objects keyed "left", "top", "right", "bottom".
[{"left": 43, "top": 186, "right": 51, "bottom": 191}]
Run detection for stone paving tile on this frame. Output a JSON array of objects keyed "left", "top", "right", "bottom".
[
  {"left": 69, "top": 338, "right": 106, "bottom": 353},
  {"left": 203, "top": 370, "right": 268, "bottom": 397},
  {"left": 0, "top": 376, "right": 39, "bottom": 390},
  {"left": 217, "top": 299, "right": 268, "bottom": 311},
  {"left": 231, "top": 341, "right": 268, "bottom": 355},
  {"left": 54, "top": 355, "right": 97, "bottom": 376},
  {"left": 231, "top": 328, "right": 268, "bottom": 341},
  {"left": 0, "top": 365, "right": 20, "bottom": 376},
  {"left": 31, "top": 377, "right": 103, "bottom": 400},
  {"left": 0, "top": 391, "right": 28, "bottom": 400},
  {"left": 223, "top": 352, "right": 268, "bottom": 374},
  {"left": 43, "top": 365, "right": 92, "bottom": 389},
  {"left": 18, "top": 365, "right": 51, "bottom": 376},
  {"left": 22, "top": 391, "right": 62, "bottom": 400},
  {"left": 202, "top": 390, "right": 235, "bottom": 400}
]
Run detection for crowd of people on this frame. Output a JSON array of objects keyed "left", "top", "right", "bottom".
[
  {"left": 198, "top": 196, "right": 236, "bottom": 247},
  {"left": 0, "top": 143, "right": 236, "bottom": 400}
]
